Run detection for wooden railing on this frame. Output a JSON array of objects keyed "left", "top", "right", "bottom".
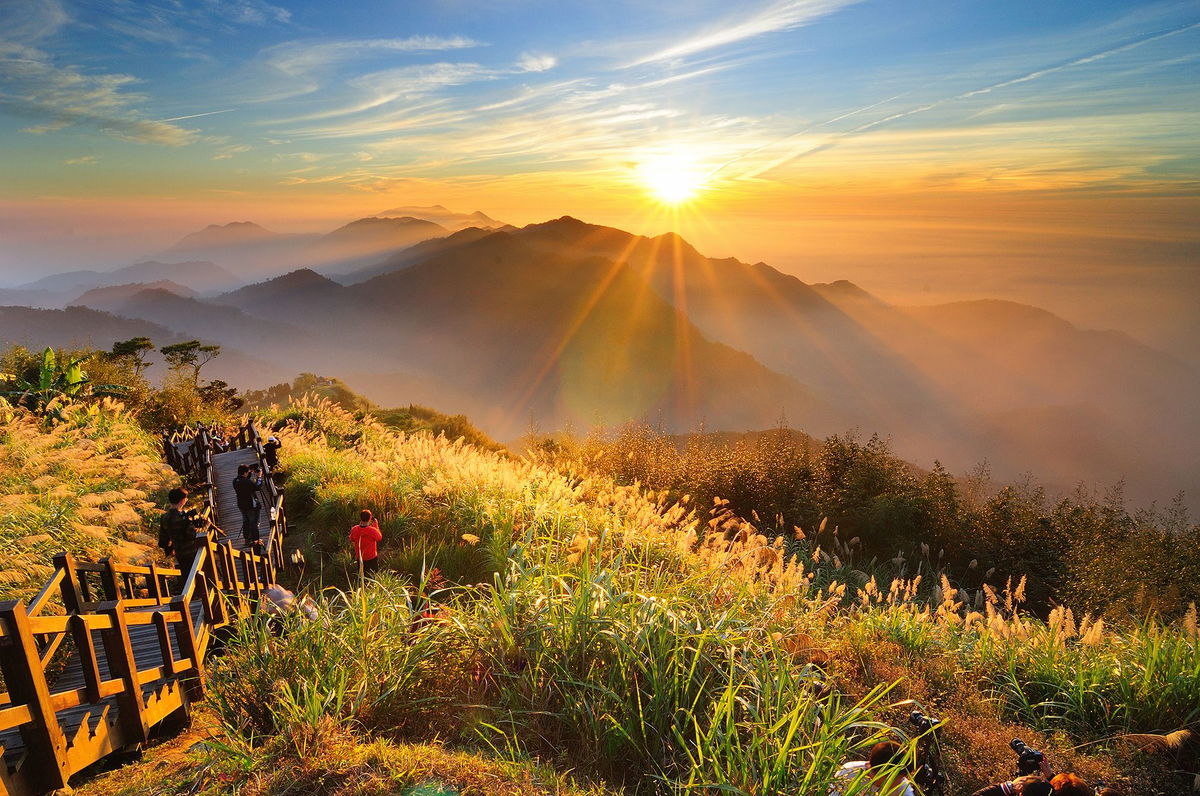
[{"left": 0, "top": 420, "right": 286, "bottom": 795}]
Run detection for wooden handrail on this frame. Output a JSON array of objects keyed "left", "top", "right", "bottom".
[{"left": 1, "top": 418, "right": 289, "bottom": 795}]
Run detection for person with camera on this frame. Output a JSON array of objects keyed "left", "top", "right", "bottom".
[
  {"left": 970, "top": 739, "right": 1063, "bottom": 796},
  {"left": 158, "top": 487, "right": 206, "bottom": 573},
  {"left": 349, "top": 508, "right": 383, "bottom": 577},
  {"left": 829, "top": 740, "right": 916, "bottom": 796},
  {"left": 233, "top": 463, "right": 264, "bottom": 552}
]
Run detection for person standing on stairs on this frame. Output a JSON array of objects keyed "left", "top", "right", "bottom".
[
  {"left": 263, "top": 435, "right": 282, "bottom": 470},
  {"left": 233, "top": 463, "right": 265, "bottom": 553},
  {"left": 159, "top": 487, "right": 207, "bottom": 574}
]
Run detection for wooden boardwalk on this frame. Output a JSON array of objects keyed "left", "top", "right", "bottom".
[{"left": 0, "top": 422, "right": 287, "bottom": 796}]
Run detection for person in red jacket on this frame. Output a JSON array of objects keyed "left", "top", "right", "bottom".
[{"left": 349, "top": 509, "right": 382, "bottom": 576}]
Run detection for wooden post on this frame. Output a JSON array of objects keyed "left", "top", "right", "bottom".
[
  {"left": 170, "top": 596, "right": 205, "bottom": 701},
  {"left": 98, "top": 601, "right": 149, "bottom": 744},
  {"left": 100, "top": 558, "right": 121, "bottom": 602},
  {"left": 148, "top": 562, "right": 164, "bottom": 605},
  {"left": 70, "top": 614, "right": 104, "bottom": 704},
  {"left": 153, "top": 612, "right": 176, "bottom": 675},
  {"left": 0, "top": 601, "right": 71, "bottom": 791},
  {"left": 53, "top": 552, "right": 85, "bottom": 614}
]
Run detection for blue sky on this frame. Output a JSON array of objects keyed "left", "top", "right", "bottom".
[
  {"left": 1, "top": 0, "right": 1196, "bottom": 201},
  {"left": 1, "top": 0, "right": 1198, "bottom": 359}
]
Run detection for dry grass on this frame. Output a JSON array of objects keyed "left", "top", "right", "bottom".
[{"left": 0, "top": 399, "right": 176, "bottom": 601}]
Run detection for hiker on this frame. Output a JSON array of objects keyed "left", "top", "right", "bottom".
[
  {"left": 263, "top": 435, "right": 282, "bottom": 469},
  {"left": 971, "top": 777, "right": 1053, "bottom": 796},
  {"left": 262, "top": 583, "right": 319, "bottom": 633},
  {"left": 349, "top": 509, "right": 383, "bottom": 576},
  {"left": 971, "top": 749, "right": 1056, "bottom": 796},
  {"left": 1049, "top": 774, "right": 1094, "bottom": 796},
  {"left": 158, "top": 487, "right": 206, "bottom": 573},
  {"left": 829, "top": 741, "right": 915, "bottom": 796},
  {"left": 232, "top": 463, "right": 264, "bottom": 552}
]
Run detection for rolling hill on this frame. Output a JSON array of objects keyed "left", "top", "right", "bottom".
[{"left": 6, "top": 212, "right": 1197, "bottom": 507}]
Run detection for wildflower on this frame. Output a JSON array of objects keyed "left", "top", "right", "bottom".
[{"left": 461, "top": 533, "right": 481, "bottom": 546}]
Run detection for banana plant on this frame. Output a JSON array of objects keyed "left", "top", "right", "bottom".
[{"left": 0, "top": 347, "right": 126, "bottom": 421}]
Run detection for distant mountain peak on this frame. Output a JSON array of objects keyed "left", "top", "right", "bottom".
[
  {"left": 271, "top": 268, "right": 339, "bottom": 287},
  {"left": 70, "top": 280, "right": 197, "bottom": 310},
  {"left": 326, "top": 216, "right": 447, "bottom": 238},
  {"left": 812, "top": 279, "right": 883, "bottom": 305},
  {"left": 205, "top": 221, "right": 269, "bottom": 231},
  {"left": 169, "top": 221, "right": 278, "bottom": 251},
  {"left": 375, "top": 205, "right": 504, "bottom": 230}
]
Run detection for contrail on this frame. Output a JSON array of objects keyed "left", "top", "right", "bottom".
[
  {"left": 152, "top": 108, "right": 237, "bottom": 123},
  {"left": 726, "top": 20, "right": 1200, "bottom": 179},
  {"left": 845, "top": 20, "right": 1200, "bottom": 138}
]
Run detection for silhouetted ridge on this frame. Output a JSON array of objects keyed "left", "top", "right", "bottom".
[{"left": 217, "top": 269, "right": 343, "bottom": 307}]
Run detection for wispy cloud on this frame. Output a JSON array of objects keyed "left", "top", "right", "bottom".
[
  {"left": 629, "top": 0, "right": 859, "bottom": 66},
  {"left": 725, "top": 20, "right": 1200, "bottom": 180},
  {"left": 213, "top": 143, "right": 252, "bottom": 159},
  {"left": 64, "top": 154, "right": 97, "bottom": 165},
  {"left": 517, "top": 53, "right": 557, "bottom": 73},
  {"left": 0, "top": 0, "right": 201, "bottom": 145},
  {"left": 256, "top": 36, "right": 485, "bottom": 101},
  {"left": 0, "top": 56, "right": 199, "bottom": 145}
]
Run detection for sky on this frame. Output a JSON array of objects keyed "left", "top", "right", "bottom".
[{"left": 1, "top": 0, "right": 1197, "bottom": 354}]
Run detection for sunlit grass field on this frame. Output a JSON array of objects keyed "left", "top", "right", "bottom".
[
  {"left": 0, "top": 400, "right": 174, "bottom": 601},
  {"left": 161, "top": 398, "right": 1196, "bottom": 795}
]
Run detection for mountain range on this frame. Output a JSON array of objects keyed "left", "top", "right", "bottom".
[{"left": 2, "top": 209, "right": 1195, "bottom": 508}]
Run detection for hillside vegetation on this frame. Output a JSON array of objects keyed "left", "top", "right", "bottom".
[
  {"left": 117, "top": 398, "right": 1195, "bottom": 796},
  {"left": 527, "top": 424, "right": 1200, "bottom": 618},
  {"left": 0, "top": 400, "right": 174, "bottom": 600}
]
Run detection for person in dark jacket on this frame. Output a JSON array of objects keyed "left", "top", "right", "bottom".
[
  {"left": 263, "top": 436, "right": 282, "bottom": 469},
  {"left": 232, "top": 463, "right": 264, "bottom": 551},
  {"left": 159, "top": 487, "right": 203, "bottom": 572}
]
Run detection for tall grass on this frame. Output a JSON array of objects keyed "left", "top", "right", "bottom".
[
  {"left": 207, "top": 398, "right": 1198, "bottom": 793},
  {"left": 0, "top": 398, "right": 174, "bottom": 600}
]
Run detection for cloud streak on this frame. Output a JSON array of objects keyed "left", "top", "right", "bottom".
[
  {"left": 630, "top": 0, "right": 859, "bottom": 65},
  {"left": 729, "top": 20, "right": 1200, "bottom": 179},
  {"left": 0, "top": 0, "right": 203, "bottom": 145}
]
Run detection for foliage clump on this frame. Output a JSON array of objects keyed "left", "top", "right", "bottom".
[
  {"left": 0, "top": 400, "right": 175, "bottom": 600},
  {"left": 206, "top": 399, "right": 1197, "bottom": 795},
  {"left": 528, "top": 424, "right": 1200, "bottom": 618}
]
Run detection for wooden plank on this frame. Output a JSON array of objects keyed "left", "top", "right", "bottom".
[{"left": 0, "top": 705, "right": 33, "bottom": 734}]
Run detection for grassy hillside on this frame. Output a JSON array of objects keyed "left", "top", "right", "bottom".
[
  {"left": 110, "top": 397, "right": 1191, "bottom": 796},
  {"left": 0, "top": 399, "right": 175, "bottom": 600}
]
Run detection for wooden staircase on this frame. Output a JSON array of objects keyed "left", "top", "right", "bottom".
[{"left": 0, "top": 421, "right": 287, "bottom": 795}]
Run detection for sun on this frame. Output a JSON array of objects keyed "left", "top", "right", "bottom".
[{"left": 637, "top": 153, "right": 709, "bottom": 205}]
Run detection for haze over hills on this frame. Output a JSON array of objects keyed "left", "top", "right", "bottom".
[
  {"left": 13, "top": 260, "right": 239, "bottom": 296},
  {"left": 70, "top": 280, "right": 197, "bottom": 308},
  {"left": 374, "top": 205, "right": 504, "bottom": 231},
  {"left": 144, "top": 212, "right": 465, "bottom": 280},
  {"left": 3, "top": 209, "right": 1196, "bottom": 508},
  {"left": 0, "top": 305, "right": 286, "bottom": 387}
]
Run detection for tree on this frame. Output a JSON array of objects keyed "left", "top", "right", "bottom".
[
  {"left": 159, "top": 341, "right": 221, "bottom": 386},
  {"left": 0, "top": 347, "right": 124, "bottom": 421},
  {"left": 198, "top": 379, "right": 244, "bottom": 412},
  {"left": 107, "top": 337, "right": 155, "bottom": 377}
]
